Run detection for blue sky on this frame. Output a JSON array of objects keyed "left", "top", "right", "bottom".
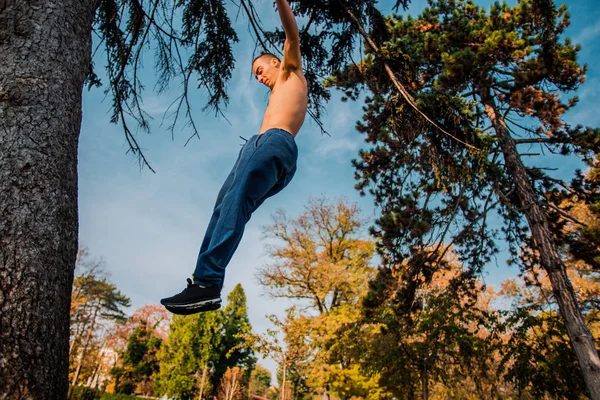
[{"left": 78, "top": 0, "right": 600, "bottom": 376}]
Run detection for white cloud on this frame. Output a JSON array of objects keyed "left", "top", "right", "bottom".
[
  {"left": 315, "top": 136, "right": 361, "bottom": 156},
  {"left": 564, "top": 78, "right": 600, "bottom": 126},
  {"left": 140, "top": 94, "right": 172, "bottom": 116},
  {"left": 574, "top": 20, "right": 600, "bottom": 45}
]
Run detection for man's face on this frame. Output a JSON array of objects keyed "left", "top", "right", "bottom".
[{"left": 252, "top": 56, "right": 279, "bottom": 90}]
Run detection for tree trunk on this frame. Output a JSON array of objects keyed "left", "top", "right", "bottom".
[
  {"left": 281, "top": 362, "right": 286, "bottom": 400},
  {"left": 88, "top": 361, "right": 101, "bottom": 389},
  {"left": 0, "top": 1, "right": 96, "bottom": 398},
  {"left": 72, "top": 304, "right": 99, "bottom": 386},
  {"left": 70, "top": 313, "right": 83, "bottom": 354},
  {"left": 70, "top": 303, "right": 91, "bottom": 354},
  {"left": 421, "top": 365, "right": 428, "bottom": 400},
  {"left": 479, "top": 88, "right": 600, "bottom": 399},
  {"left": 199, "top": 364, "right": 208, "bottom": 400}
]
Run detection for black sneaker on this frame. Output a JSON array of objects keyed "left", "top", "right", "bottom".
[{"left": 161, "top": 278, "right": 221, "bottom": 314}]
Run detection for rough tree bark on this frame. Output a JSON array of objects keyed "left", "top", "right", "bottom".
[
  {"left": 479, "top": 88, "right": 600, "bottom": 400},
  {"left": 0, "top": 0, "right": 97, "bottom": 398}
]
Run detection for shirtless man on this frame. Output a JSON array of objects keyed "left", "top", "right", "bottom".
[{"left": 161, "top": 0, "right": 308, "bottom": 314}]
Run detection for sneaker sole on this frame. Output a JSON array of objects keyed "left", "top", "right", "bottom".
[
  {"left": 165, "top": 302, "right": 221, "bottom": 315},
  {"left": 163, "top": 297, "right": 222, "bottom": 309}
]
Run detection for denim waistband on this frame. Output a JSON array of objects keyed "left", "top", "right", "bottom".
[{"left": 261, "top": 127, "right": 295, "bottom": 138}]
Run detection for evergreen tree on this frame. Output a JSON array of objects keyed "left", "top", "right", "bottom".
[
  {"left": 69, "top": 255, "right": 131, "bottom": 388},
  {"left": 214, "top": 284, "right": 256, "bottom": 395},
  {"left": 156, "top": 312, "right": 222, "bottom": 400},
  {"left": 345, "top": 251, "right": 502, "bottom": 399},
  {"left": 111, "top": 320, "right": 163, "bottom": 395},
  {"left": 328, "top": 0, "right": 600, "bottom": 396}
]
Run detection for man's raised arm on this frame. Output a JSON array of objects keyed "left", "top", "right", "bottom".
[{"left": 276, "top": 0, "right": 301, "bottom": 71}]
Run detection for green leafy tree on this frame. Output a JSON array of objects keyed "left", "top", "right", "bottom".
[
  {"left": 214, "top": 284, "right": 256, "bottom": 396},
  {"left": 248, "top": 364, "right": 273, "bottom": 398},
  {"left": 110, "top": 320, "right": 163, "bottom": 396},
  {"left": 156, "top": 312, "right": 222, "bottom": 400},
  {"left": 328, "top": 0, "right": 600, "bottom": 396},
  {"left": 499, "top": 283, "right": 587, "bottom": 399}
]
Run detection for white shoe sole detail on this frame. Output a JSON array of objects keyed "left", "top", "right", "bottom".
[{"left": 167, "top": 298, "right": 222, "bottom": 309}]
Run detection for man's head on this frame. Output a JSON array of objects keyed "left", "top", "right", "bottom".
[{"left": 252, "top": 52, "right": 280, "bottom": 90}]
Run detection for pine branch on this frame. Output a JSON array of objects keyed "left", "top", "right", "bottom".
[{"left": 341, "top": 2, "right": 481, "bottom": 152}]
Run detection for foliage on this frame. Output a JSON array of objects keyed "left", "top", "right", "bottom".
[
  {"left": 68, "top": 386, "right": 139, "bottom": 400},
  {"left": 256, "top": 196, "right": 391, "bottom": 399},
  {"left": 214, "top": 284, "right": 256, "bottom": 391},
  {"left": 328, "top": 0, "right": 595, "bottom": 307},
  {"left": 500, "top": 308, "right": 587, "bottom": 399},
  {"left": 248, "top": 364, "right": 272, "bottom": 398},
  {"left": 88, "top": 0, "right": 414, "bottom": 167},
  {"left": 328, "top": 0, "right": 600, "bottom": 395},
  {"left": 352, "top": 251, "right": 504, "bottom": 398},
  {"left": 111, "top": 320, "right": 163, "bottom": 395},
  {"left": 70, "top": 248, "right": 131, "bottom": 388},
  {"left": 236, "top": 311, "right": 308, "bottom": 400},
  {"left": 155, "top": 311, "right": 222, "bottom": 399},
  {"left": 258, "top": 196, "right": 375, "bottom": 313}
]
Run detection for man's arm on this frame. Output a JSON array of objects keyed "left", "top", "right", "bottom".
[{"left": 276, "top": 0, "right": 301, "bottom": 71}]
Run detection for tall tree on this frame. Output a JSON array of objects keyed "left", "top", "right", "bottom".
[
  {"left": 499, "top": 279, "right": 588, "bottom": 398},
  {"left": 69, "top": 259, "right": 131, "bottom": 388},
  {"left": 0, "top": 2, "right": 96, "bottom": 396},
  {"left": 344, "top": 250, "right": 502, "bottom": 400},
  {"left": 257, "top": 196, "right": 391, "bottom": 398},
  {"left": 214, "top": 284, "right": 256, "bottom": 395},
  {"left": 155, "top": 311, "right": 222, "bottom": 400},
  {"left": 497, "top": 164, "right": 600, "bottom": 398},
  {"left": 258, "top": 196, "right": 375, "bottom": 313},
  {"left": 328, "top": 0, "right": 600, "bottom": 396}
]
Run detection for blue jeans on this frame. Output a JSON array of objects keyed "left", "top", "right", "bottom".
[{"left": 192, "top": 128, "right": 298, "bottom": 289}]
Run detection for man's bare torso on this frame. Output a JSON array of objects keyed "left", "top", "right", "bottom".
[{"left": 259, "top": 68, "right": 308, "bottom": 137}]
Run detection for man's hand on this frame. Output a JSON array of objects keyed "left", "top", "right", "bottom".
[{"left": 276, "top": 0, "right": 301, "bottom": 71}]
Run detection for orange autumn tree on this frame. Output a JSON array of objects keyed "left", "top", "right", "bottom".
[
  {"left": 256, "top": 196, "right": 390, "bottom": 399},
  {"left": 217, "top": 367, "right": 245, "bottom": 400},
  {"left": 351, "top": 249, "right": 507, "bottom": 400},
  {"left": 237, "top": 311, "right": 309, "bottom": 400}
]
